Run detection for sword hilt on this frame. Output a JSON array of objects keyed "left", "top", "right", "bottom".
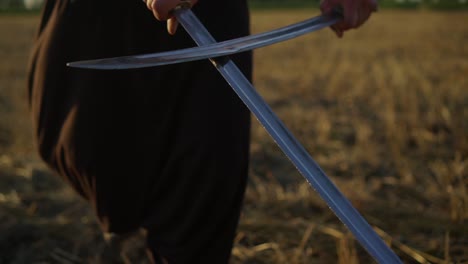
[
  {"left": 333, "top": 6, "right": 344, "bottom": 18},
  {"left": 327, "top": 6, "right": 344, "bottom": 23},
  {"left": 172, "top": 0, "right": 192, "bottom": 13}
]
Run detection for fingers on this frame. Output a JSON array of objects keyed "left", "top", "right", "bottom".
[
  {"left": 341, "top": 0, "right": 360, "bottom": 30},
  {"left": 146, "top": 0, "right": 177, "bottom": 21},
  {"left": 320, "top": 0, "right": 378, "bottom": 38},
  {"left": 332, "top": 26, "right": 344, "bottom": 38},
  {"left": 167, "top": 17, "right": 179, "bottom": 35},
  {"left": 354, "top": 0, "right": 376, "bottom": 28},
  {"left": 146, "top": 0, "right": 198, "bottom": 35},
  {"left": 320, "top": 0, "right": 341, "bottom": 14}
]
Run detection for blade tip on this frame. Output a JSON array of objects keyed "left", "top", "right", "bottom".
[
  {"left": 66, "top": 62, "right": 115, "bottom": 70},
  {"left": 67, "top": 62, "right": 92, "bottom": 69}
]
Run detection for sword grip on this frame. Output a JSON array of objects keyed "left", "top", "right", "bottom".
[
  {"left": 171, "top": 0, "right": 192, "bottom": 13},
  {"left": 332, "top": 6, "right": 345, "bottom": 18}
]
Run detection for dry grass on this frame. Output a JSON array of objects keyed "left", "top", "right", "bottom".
[{"left": 0, "top": 10, "right": 467, "bottom": 263}]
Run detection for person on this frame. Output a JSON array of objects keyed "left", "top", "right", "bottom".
[{"left": 27, "top": 0, "right": 377, "bottom": 263}]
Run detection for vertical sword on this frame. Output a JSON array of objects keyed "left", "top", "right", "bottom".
[{"left": 174, "top": 6, "right": 402, "bottom": 264}]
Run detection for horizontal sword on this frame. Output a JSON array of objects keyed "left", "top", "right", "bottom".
[{"left": 67, "top": 12, "right": 339, "bottom": 69}]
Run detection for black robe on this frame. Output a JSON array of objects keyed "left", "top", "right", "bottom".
[{"left": 27, "top": 0, "right": 251, "bottom": 262}]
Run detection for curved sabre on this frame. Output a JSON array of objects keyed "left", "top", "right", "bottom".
[{"left": 67, "top": 13, "right": 339, "bottom": 69}]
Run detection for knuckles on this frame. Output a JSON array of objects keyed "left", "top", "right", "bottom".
[{"left": 321, "top": 0, "right": 377, "bottom": 33}]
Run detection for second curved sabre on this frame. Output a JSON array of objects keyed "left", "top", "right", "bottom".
[{"left": 67, "top": 13, "right": 340, "bottom": 69}]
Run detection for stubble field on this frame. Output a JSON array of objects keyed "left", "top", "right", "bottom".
[{"left": 0, "top": 10, "right": 467, "bottom": 264}]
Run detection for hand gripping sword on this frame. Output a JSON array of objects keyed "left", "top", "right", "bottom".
[{"left": 68, "top": 5, "right": 402, "bottom": 264}]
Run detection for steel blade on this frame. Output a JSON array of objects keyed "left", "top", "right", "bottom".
[
  {"left": 174, "top": 8, "right": 402, "bottom": 264},
  {"left": 67, "top": 13, "right": 339, "bottom": 70}
]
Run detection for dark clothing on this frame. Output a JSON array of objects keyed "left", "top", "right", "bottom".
[{"left": 28, "top": 0, "right": 251, "bottom": 262}]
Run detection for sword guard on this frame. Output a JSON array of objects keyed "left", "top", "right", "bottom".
[
  {"left": 172, "top": 0, "right": 192, "bottom": 13},
  {"left": 332, "top": 6, "right": 344, "bottom": 19}
]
